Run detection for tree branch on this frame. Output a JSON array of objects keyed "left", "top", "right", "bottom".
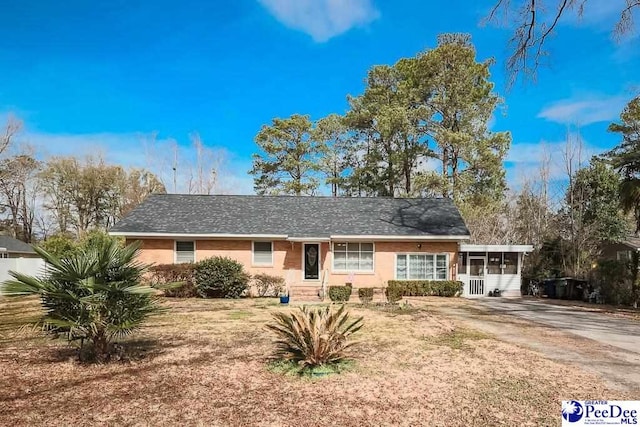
[
  {"left": 615, "top": 0, "right": 640, "bottom": 39},
  {"left": 488, "top": 0, "right": 637, "bottom": 86}
]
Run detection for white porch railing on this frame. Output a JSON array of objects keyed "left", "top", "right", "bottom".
[{"left": 467, "top": 278, "right": 485, "bottom": 297}]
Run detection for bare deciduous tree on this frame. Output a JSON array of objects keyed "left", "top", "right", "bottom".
[
  {"left": 0, "top": 115, "right": 22, "bottom": 156},
  {"left": 187, "top": 133, "right": 221, "bottom": 195},
  {"left": 0, "top": 117, "right": 41, "bottom": 242},
  {"left": 486, "top": 0, "right": 640, "bottom": 85},
  {"left": 39, "top": 156, "right": 166, "bottom": 237},
  {"left": 0, "top": 155, "right": 40, "bottom": 242},
  {"left": 141, "top": 133, "right": 222, "bottom": 195},
  {"left": 520, "top": 149, "right": 552, "bottom": 245}
]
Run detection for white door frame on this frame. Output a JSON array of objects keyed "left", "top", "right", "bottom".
[
  {"left": 467, "top": 255, "right": 487, "bottom": 297},
  {"left": 302, "top": 242, "right": 322, "bottom": 282}
]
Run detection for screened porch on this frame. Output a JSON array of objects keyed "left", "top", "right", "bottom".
[{"left": 457, "top": 244, "right": 533, "bottom": 298}]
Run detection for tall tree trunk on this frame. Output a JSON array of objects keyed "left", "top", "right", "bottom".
[
  {"left": 442, "top": 147, "right": 449, "bottom": 198},
  {"left": 404, "top": 159, "right": 411, "bottom": 195},
  {"left": 451, "top": 155, "right": 459, "bottom": 201},
  {"left": 332, "top": 162, "right": 338, "bottom": 197},
  {"left": 19, "top": 187, "right": 32, "bottom": 243}
]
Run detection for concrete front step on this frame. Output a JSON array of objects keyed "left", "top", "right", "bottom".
[{"left": 288, "top": 286, "right": 325, "bottom": 302}]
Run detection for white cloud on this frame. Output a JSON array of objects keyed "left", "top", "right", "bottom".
[
  {"left": 258, "top": 0, "right": 379, "bottom": 42},
  {"left": 537, "top": 94, "right": 631, "bottom": 125}
]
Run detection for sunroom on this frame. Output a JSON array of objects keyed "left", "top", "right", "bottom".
[{"left": 457, "top": 244, "right": 534, "bottom": 298}]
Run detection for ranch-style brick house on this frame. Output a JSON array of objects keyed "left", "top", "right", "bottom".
[{"left": 109, "top": 194, "right": 532, "bottom": 298}]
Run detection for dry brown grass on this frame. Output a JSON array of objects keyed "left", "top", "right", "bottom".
[{"left": 0, "top": 296, "right": 632, "bottom": 426}]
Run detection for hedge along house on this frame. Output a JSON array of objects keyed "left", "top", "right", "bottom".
[{"left": 109, "top": 194, "right": 531, "bottom": 299}]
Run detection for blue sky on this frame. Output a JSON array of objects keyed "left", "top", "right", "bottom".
[{"left": 1, "top": 0, "right": 638, "bottom": 194}]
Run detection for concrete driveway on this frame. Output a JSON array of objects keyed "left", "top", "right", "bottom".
[
  {"left": 478, "top": 298, "right": 640, "bottom": 354},
  {"left": 433, "top": 297, "right": 640, "bottom": 392}
]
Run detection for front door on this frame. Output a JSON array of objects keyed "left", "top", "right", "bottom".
[
  {"left": 468, "top": 257, "right": 486, "bottom": 297},
  {"left": 303, "top": 243, "right": 320, "bottom": 280}
]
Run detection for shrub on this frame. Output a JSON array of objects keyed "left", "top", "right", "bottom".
[
  {"left": 329, "top": 285, "right": 352, "bottom": 302},
  {"left": 358, "top": 287, "right": 374, "bottom": 303},
  {"left": 39, "top": 230, "right": 125, "bottom": 260},
  {"left": 595, "top": 260, "right": 635, "bottom": 305},
  {"left": 432, "top": 281, "right": 461, "bottom": 297},
  {"left": 265, "top": 305, "right": 363, "bottom": 370},
  {"left": 253, "top": 273, "right": 285, "bottom": 297},
  {"left": 386, "top": 280, "right": 463, "bottom": 297},
  {"left": 385, "top": 283, "right": 404, "bottom": 303},
  {"left": 81, "top": 229, "right": 124, "bottom": 251},
  {"left": 38, "top": 233, "right": 79, "bottom": 259},
  {"left": 194, "top": 256, "right": 250, "bottom": 298},
  {"left": 0, "top": 240, "right": 162, "bottom": 362},
  {"left": 148, "top": 263, "right": 198, "bottom": 298}
]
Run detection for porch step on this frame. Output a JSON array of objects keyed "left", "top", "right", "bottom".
[{"left": 289, "top": 286, "right": 323, "bottom": 302}]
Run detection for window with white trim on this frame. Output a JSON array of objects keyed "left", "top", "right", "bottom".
[
  {"left": 333, "top": 242, "right": 374, "bottom": 272},
  {"left": 175, "top": 241, "right": 195, "bottom": 263},
  {"left": 253, "top": 241, "right": 273, "bottom": 265},
  {"left": 617, "top": 250, "right": 633, "bottom": 262},
  {"left": 396, "top": 254, "right": 448, "bottom": 280}
]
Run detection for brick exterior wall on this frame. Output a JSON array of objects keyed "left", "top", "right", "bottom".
[
  {"left": 128, "top": 239, "right": 174, "bottom": 265},
  {"left": 130, "top": 238, "right": 459, "bottom": 287}
]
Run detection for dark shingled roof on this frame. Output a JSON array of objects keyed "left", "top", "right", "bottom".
[
  {"left": 0, "top": 235, "right": 35, "bottom": 253},
  {"left": 110, "top": 194, "right": 470, "bottom": 238}
]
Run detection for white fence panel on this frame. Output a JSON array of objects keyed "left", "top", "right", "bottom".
[{"left": 0, "top": 258, "right": 46, "bottom": 283}]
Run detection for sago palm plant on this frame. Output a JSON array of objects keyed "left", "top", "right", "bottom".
[
  {"left": 266, "top": 304, "right": 363, "bottom": 370},
  {"left": 0, "top": 240, "right": 162, "bottom": 362}
]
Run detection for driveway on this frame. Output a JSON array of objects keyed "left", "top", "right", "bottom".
[
  {"left": 478, "top": 298, "right": 640, "bottom": 354},
  {"left": 432, "top": 298, "right": 640, "bottom": 392}
]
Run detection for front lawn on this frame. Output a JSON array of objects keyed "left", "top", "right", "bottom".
[{"left": 0, "top": 297, "right": 631, "bottom": 426}]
